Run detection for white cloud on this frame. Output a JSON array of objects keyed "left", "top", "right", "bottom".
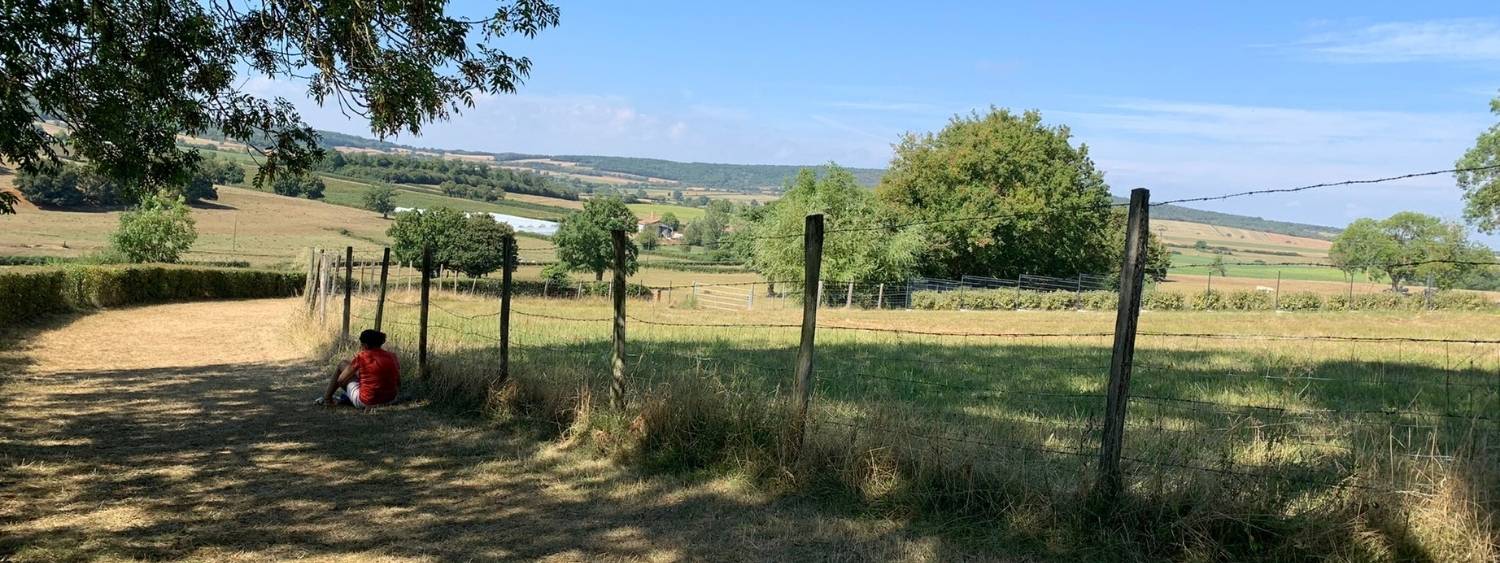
[
  {"left": 1289, "top": 19, "right": 1500, "bottom": 63},
  {"left": 239, "top": 77, "right": 891, "bottom": 166}
]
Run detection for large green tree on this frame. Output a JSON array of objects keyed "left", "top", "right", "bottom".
[
  {"left": 387, "top": 207, "right": 467, "bottom": 272},
  {"left": 750, "top": 165, "right": 923, "bottom": 284},
  {"left": 555, "top": 197, "right": 638, "bottom": 281},
  {"left": 1, "top": 0, "right": 559, "bottom": 203},
  {"left": 1329, "top": 212, "right": 1489, "bottom": 290},
  {"left": 876, "top": 108, "right": 1116, "bottom": 279},
  {"left": 448, "top": 214, "right": 515, "bottom": 278},
  {"left": 362, "top": 184, "right": 398, "bottom": 218},
  {"left": 1457, "top": 93, "right": 1500, "bottom": 232}
]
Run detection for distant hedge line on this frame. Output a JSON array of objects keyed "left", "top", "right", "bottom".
[
  {"left": 0, "top": 255, "right": 254, "bottom": 269},
  {"left": 909, "top": 288, "right": 1494, "bottom": 312},
  {"left": 415, "top": 275, "right": 653, "bottom": 299},
  {"left": 0, "top": 265, "right": 306, "bottom": 327}
]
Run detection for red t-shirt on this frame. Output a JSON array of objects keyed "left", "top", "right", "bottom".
[{"left": 351, "top": 349, "right": 400, "bottom": 406}]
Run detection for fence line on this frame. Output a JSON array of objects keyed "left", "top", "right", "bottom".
[{"left": 307, "top": 181, "right": 1499, "bottom": 512}]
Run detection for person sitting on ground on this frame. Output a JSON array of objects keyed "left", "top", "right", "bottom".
[{"left": 318, "top": 329, "right": 400, "bottom": 408}]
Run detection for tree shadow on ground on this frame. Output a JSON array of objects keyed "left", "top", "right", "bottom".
[
  {"left": 416, "top": 334, "right": 1496, "bottom": 561},
  {"left": 0, "top": 357, "right": 1010, "bottom": 561}
]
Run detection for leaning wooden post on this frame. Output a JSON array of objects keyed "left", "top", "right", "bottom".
[
  {"left": 499, "top": 235, "right": 515, "bottom": 385},
  {"left": 876, "top": 283, "right": 885, "bottom": 309},
  {"left": 419, "top": 245, "right": 433, "bottom": 380},
  {"left": 1273, "top": 271, "right": 1281, "bottom": 311},
  {"left": 845, "top": 281, "right": 854, "bottom": 308},
  {"left": 1097, "top": 188, "right": 1150, "bottom": 500},
  {"left": 610, "top": 229, "right": 629, "bottom": 409},
  {"left": 374, "top": 247, "right": 391, "bottom": 331},
  {"left": 793, "top": 214, "right": 826, "bottom": 454},
  {"left": 341, "top": 246, "right": 353, "bottom": 341},
  {"left": 304, "top": 247, "right": 319, "bottom": 309},
  {"left": 318, "top": 250, "right": 330, "bottom": 324}
]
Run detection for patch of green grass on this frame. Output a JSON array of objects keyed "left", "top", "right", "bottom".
[
  {"left": 346, "top": 292, "right": 1498, "bottom": 561},
  {"left": 1169, "top": 253, "right": 1374, "bottom": 282},
  {"left": 319, "top": 175, "right": 569, "bottom": 219},
  {"left": 628, "top": 203, "right": 705, "bottom": 221}
]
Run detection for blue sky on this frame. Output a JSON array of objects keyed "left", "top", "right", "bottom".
[{"left": 252, "top": 1, "right": 1500, "bottom": 232}]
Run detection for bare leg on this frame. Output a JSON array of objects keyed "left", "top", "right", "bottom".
[
  {"left": 321, "top": 361, "right": 351, "bottom": 404},
  {"left": 328, "top": 361, "right": 350, "bottom": 390}
]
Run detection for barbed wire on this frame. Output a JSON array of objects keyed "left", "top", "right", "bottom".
[
  {"left": 1137, "top": 331, "right": 1500, "bottom": 345},
  {"left": 1170, "top": 258, "right": 1500, "bottom": 270},
  {"left": 1152, "top": 165, "right": 1500, "bottom": 207}
]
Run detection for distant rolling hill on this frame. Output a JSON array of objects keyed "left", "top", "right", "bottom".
[
  {"left": 305, "top": 128, "right": 1341, "bottom": 240},
  {"left": 1115, "top": 196, "right": 1340, "bottom": 240}
]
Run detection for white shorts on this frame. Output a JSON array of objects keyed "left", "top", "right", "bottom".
[{"left": 335, "top": 381, "right": 364, "bottom": 407}]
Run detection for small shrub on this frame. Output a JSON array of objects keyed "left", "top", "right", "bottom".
[
  {"left": 1143, "top": 291, "right": 1185, "bottom": 310},
  {"left": 1223, "top": 290, "right": 1271, "bottom": 311},
  {"left": 1433, "top": 291, "right": 1493, "bottom": 311},
  {"left": 1191, "top": 290, "right": 1222, "bottom": 310},
  {"left": 1278, "top": 291, "right": 1323, "bottom": 311},
  {"left": 111, "top": 192, "right": 197, "bottom": 263},
  {"left": 1078, "top": 290, "right": 1117, "bottom": 310},
  {"left": 1353, "top": 292, "right": 1414, "bottom": 311},
  {"left": 1324, "top": 293, "right": 1351, "bottom": 311},
  {"left": 1035, "top": 292, "right": 1073, "bottom": 310}
]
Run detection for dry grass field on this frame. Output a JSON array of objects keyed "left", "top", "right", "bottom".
[
  {"left": 0, "top": 299, "right": 993, "bottom": 562},
  {"left": 1153, "top": 219, "right": 1333, "bottom": 252},
  {"left": 0, "top": 177, "right": 389, "bottom": 268},
  {"left": 339, "top": 288, "right": 1499, "bottom": 561}
]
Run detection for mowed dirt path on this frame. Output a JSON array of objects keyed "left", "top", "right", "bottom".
[{"left": 0, "top": 299, "right": 992, "bottom": 562}]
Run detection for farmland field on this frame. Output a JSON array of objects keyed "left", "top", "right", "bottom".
[{"left": 338, "top": 286, "right": 1499, "bottom": 558}]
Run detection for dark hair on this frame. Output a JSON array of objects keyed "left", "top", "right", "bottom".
[{"left": 359, "top": 329, "right": 387, "bottom": 348}]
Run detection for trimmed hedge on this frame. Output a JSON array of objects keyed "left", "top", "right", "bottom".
[
  {"left": 906, "top": 287, "right": 1494, "bottom": 312},
  {"left": 1, "top": 265, "right": 306, "bottom": 327}
]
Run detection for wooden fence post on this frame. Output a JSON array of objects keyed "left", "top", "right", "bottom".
[
  {"left": 877, "top": 283, "right": 885, "bottom": 309},
  {"left": 419, "top": 245, "right": 432, "bottom": 380},
  {"left": 318, "top": 250, "right": 329, "bottom": 324},
  {"left": 304, "top": 248, "right": 319, "bottom": 309},
  {"left": 341, "top": 246, "right": 353, "bottom": 341},
  {"left": 610, "top": 229, "right": 628, "bottom": 409},
  {"left": 1274, "top": 271, "right": 1281, "bottom": 311},
  {"left": 375, "top": 248, "right": 390, "bottom": 331},
  {"left": 793, "top": 214, "right": 826, "bottom": 454},
  {"left": 1097, "top": 188, "right": 1150, "bottom": 499},
  {"left": 845, "top": 281, "right": 854, "bottom": 308},
  {"left": 499, "top": 235, "right": 514, "bottom": 384},
  {"left": 747, "top": 283, "right": 755, "bottom": 310}
]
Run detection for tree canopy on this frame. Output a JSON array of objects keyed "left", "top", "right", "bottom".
[
  {"left": 110, "top": 192, "right": 198, "bottom": 263},
  {"left": 876, "top": 108, "right": 1117, "bottom": 279},
  {"left": 750, "top": 165, "right": 923, "bottom": 284},
  {"left": 388, "top": 207, "right": 467, "bottom": 271},
  {"left": 2, "top": 0, "right": 559, "bottom": 203},
  {"left": 362, "top": 184, "right": 397, "bottom": 219},
  {"left": 1329, "top": 212, "right": 1490, "bottom": 290},
  {"left": 1457, "top": 93, "right": 1500, "bottom": 232},
  {"left": 555, "top": 197, "right": 638, "bottom": 281},
  {"left": 448, "top": 214, "right": 515, "bottom": 278}
]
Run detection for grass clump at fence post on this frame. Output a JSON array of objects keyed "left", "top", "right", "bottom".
[{"left": 0, "top": 264, "right": 305, "bottom": 327}]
